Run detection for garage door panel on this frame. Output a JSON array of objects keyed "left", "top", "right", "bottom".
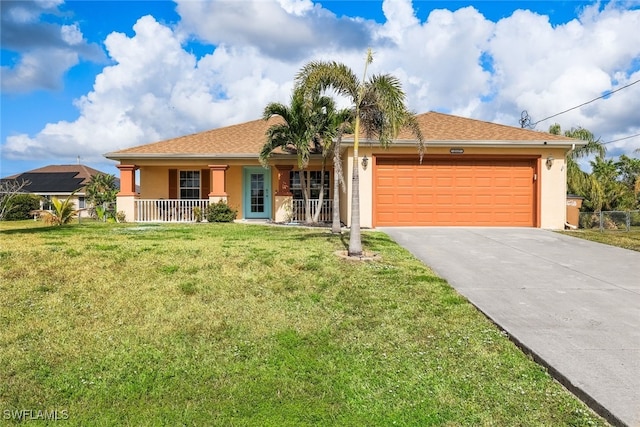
[
  {"left": 375, "top": 157, "right": 536, "bottom": 226},
  {"left": 377, "top": 194, "right": 396, "bottom": 205},
  {"left": 416, "top": 177, "right": 434, "bottom": 187}
]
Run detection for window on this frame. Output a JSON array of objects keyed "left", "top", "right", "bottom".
[
  {"left": 290, "top": 171, "right": 330, "bottom": 200},
  {"left": 78, "top": 196, "right": 86, "bottom": 209},
  {"left": 42, "top": 196, "right": 53, "bottom": 210},
  {"left": 180, "top": 171, "right": 200, "bottom": 199}
]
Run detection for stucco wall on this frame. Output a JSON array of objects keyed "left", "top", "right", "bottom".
[
  {"left": 139, "top": 166, "right": 167, "bottom": 199},
  {"left": 538, "top": 147, "right": 568, "bottom": 229},
  {"left": 226, "top": 166, "right": 243, "bottom": 215}
]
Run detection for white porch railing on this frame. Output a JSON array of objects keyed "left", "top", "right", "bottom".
[
  {"left": 135, "top": 199, "right": 210, "bottom": 222},
  {"left": 292, "top": 199, "right": 333, "bottom": 223}
]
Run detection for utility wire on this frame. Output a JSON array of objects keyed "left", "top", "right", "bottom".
[
  {"left": 530, "top": 78, "right": 640, "bottom": 127},
  {"left": 602, "top": 132, "right": 640, "bottom": 145}
]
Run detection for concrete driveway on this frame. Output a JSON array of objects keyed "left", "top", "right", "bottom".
[{"left": 380, "top": 227, "right": 640, "bottom": 427}]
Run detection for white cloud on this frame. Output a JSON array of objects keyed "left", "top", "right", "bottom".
[
  {"left": 1, "top": 48, "right": 80, "bottom": 91},
  {"left": 174, "top": 0, "right": 372, "bottom": 61},
  {"left": 0, "top": 0, "right": 105, "bottom": 93},
  {"left": 277, "top": 0, "right": 314, "bottom": 16},
  {"left": 3, "top": 15, "right": 300, "bottom": 162},
  {"left": 60, "top": 24, "right": 83, "bottom": 45},
  {"left": 3, "top": 0, "right": 640, "bottom": 165}
]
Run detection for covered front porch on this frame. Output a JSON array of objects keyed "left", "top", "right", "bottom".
[
  {"left": 135, "top": 199, "right": 210, "bottom": 222},
  {"left": 130, "top": 198, "right": 333, "bottom": 223},
  {"left": 115, "top": 163, "right": 338, "bottom": 224}
]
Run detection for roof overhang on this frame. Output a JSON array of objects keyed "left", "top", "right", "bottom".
[
  {"left": 341, "top": 138, "right": 585, "bottom": 149},
  {"left": 104, "top": 153, "right": 263, "bottom": 161},
  {"left": 29, "top": 192, "right": 85, "bottom": 196},
  {"left": 105, "top": 138, "right": 584, "bottom": 161}
]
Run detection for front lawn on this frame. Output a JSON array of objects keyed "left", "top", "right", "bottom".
[{"left": 0, "top": 221, "right": 605, "bottom": 425}]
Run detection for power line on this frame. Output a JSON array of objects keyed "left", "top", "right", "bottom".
[
  {"left": 522, "top": 78, "right": 640, "bottom": 128},
  {"left": 602, "top": 132, "right": 640, "bottom": 145}
]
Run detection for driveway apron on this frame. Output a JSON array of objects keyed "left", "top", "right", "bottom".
[{"left": 380, "top": 227, "right": 640, "bottom": 427}]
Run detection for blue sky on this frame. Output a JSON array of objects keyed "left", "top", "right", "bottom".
[{"left": 2, "top": 0, "right": 640, "bottom": 178}]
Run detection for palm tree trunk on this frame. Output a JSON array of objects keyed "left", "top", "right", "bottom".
[
  {"left": 313, "top": 164, "right": 326, "bottom": 223},
  {"left": 331, "top": 136, "right": 342, "bottom": 233},
  {"left": 301, "top": 170, "right": 313, "bottom": 223},
  {"left": 348, "top": 117, "right": 363, "bottom": 256}
]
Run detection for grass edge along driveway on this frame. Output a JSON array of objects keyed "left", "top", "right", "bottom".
[
  {"left": 560, "top": 228, "right": 640, "bottom": 252},
  {"left": 0, "top": 221, "right": 606, "bottom": 426}
]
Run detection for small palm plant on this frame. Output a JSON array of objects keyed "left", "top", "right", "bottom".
[{"left": 32, "top": 190, "right": 83, "bottom": 226}]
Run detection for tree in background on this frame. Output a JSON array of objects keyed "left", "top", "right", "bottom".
[
  {"left": 2, "top": 194, "right": 41, "bottom": 220},
  {"left": 85, "top": 173, "right": 118, "bottom": 220},
  {"left": 296, "top": 49, "right": 423, "bottom": 255},
  {"left": 589, "top": 156, "right": 636, "bottom": 211},
  {"left": 550, "top": 124, "right": 639, "bottom": 211},
  {"left": 0, "top": 179, "right": 30, "bottom": 221},
  {"left": 549, "top": 124, "right": 606, "bottom": 199},
  {"left": 616, "top": 155, "right": 640, "bottom": 207}
]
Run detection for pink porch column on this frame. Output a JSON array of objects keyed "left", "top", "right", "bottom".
[
  {"left": 116, "top": 165, "right": 138, "bottom": 222},
  {"left": 117, "top": 165, "right": 138, "bottom": 196},
  {"left": 208, "top": 165, "right": 229, "bottom": 203}
]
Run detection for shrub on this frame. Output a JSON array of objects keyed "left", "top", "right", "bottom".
[
  {"left": 3, "top": 194, "right": 41, "bottom": 220},
  {"left": 206, "top": 201, "right": 237, "bottom": 223},
  {"left": 192, "top": 206, "right": 203, "bottom": 222}
]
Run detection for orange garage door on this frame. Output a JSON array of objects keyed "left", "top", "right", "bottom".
[{"left": 375, "top": 157, "right": 537, "bottom": 226}]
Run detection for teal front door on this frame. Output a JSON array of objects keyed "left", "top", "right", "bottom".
[{"left": 243, "top": 167, "right": 271, "bottom": 219}]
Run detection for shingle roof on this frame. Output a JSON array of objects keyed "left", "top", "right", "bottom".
[
  {"left": 107, "top": 117, "right": 282, "bottom": 157},
  {"left": 105, "top": 111, "right": 577, "bottom": 159},
  {"left": 392, "top": 111, "right": 577, "bottom": 142},
  {"left": 2, "top": 164, "right": 114, "bottom": 194}
]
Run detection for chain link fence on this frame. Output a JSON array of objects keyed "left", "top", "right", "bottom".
[{"left": 578, "top": 211, "right": 640, "bottom": 231}]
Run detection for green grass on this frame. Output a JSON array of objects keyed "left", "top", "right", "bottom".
[
  {"left": 561, "top": 228, "right": 640, "bottom": 252},
  {"left": 0, "top": 221, "right": 606, "bottom": 426}
]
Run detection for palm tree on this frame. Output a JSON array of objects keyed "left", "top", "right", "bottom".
[
  {"left": 260, "top": 87, "right": 334, "bottom": 223},
  {"left": 304, "top": 98, "right": 353, "bottom": 230},
  {"left": 296, "top": 49, "right": 423, "bottom": 255},
  {"left": 31, "top": 189, "right": 83, "bottom": 226},
  {"left": 549, "top": 124, "right": 606, "bottom": 202},
  {"left": 86, "top": 173, "right": 118, "bottom": 219},
  {"left": 616, "top": 155, "right": 640, "bottom": 209},
  {"left": 590, "top": 156, "right": 636, "bottom": 211}
]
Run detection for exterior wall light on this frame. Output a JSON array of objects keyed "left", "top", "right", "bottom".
[
  {"left": 361, "top": 155, "right": 369, "bottom": 170},
  {"left": 546, "top": 155, "right": 554, "bottom": 169}
]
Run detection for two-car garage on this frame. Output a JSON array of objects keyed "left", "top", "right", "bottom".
[{"left": 374, "top": 156, "right": 539, "bottom": 227}]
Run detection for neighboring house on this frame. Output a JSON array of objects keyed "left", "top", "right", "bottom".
[
  {"left": 1, "top": 164, "right": 115, "bottom": 218},
  {"left": 105, "top": 111, "right": 583, "bottom": 229}
]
